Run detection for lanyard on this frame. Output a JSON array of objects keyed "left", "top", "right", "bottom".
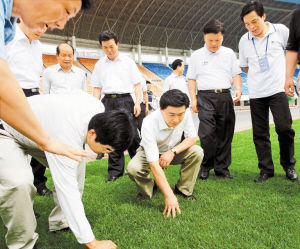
[{"left": 251, "top": 34, "right": 270, "bottom": 58}]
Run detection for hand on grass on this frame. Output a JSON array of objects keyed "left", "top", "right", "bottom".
[
  {"left": 86, "top": 239, "right": 117, "bottom": 249},
  {"left": 163, "top": 194, "right": 181, "bottom": 218},
  {"left": 159, "top": 150, "right": 175, "bottom": 169},
  {"left": 39, "top": 137, "right": 87, "bottom": 162}
]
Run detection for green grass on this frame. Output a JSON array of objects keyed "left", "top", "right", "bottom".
[{"left": 1, "top": 120, "right": 300, "bottom": 249}]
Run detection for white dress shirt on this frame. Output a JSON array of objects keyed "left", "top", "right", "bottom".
[
  {"left": 163, "top": 73, "right": 189, "bottom": 96},
  {"left": 140, "top": 108, "right": 197, "bottom": 162},
  {"left": 3, "top": 91, "right": 104, "bottom": 244},
  {"left": 239, "top": 22, "right": 289, "bottom": 99},
  {"left": 91, "top": 54, "right": 143, "bottom": 95},
  {"left": 187, "top": 45, "right": 241, "bottom": 90},
  {"left": 5, "top": 25, "right": 43, "bottom": 89},
  {"left": 42, "top": 64, "right": 86, "bottom": 94}
]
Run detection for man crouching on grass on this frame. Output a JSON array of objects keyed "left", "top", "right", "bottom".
[{"left": 127, "top": 89, "right": 203, "bottom": 218}]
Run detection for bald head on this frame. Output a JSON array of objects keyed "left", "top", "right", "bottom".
[{"left": 56, "top": 43, "right": 74, "bottom": 71}]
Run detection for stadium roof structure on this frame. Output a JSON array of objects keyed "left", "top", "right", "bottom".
[{"left": 46, "top": 0, "right": 298, "bottom": 52}]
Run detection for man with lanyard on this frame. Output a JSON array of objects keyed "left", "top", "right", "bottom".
[
  {"left": 187, "top": 19, "right": 242, "bottom": 180},
  {"left": 42, "top": 43, "right": 86, "bottom": 94},
  {"left": 239, "top": 0, "right": 297, "bottom": 182},
  {"left": 6, "top": 20, "right": 52, "bottom": 196},
  {"left": 92, "top": 30, "right": 143, "bottom": 183}
]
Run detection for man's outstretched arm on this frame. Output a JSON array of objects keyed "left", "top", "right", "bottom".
[{"left": 0, "top": 59, "right": 87, "bottom": 161}]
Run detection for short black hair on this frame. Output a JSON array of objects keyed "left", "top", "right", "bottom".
[
  {"left": 172, "top": 59, "right": 183, "bottom": 70},
  {"left": 160, "top": 89, "right": 189, "bottom": 110},
  {"left": 146, "top": 80, "right": 151, "bottom": 85},
  {"left": 81, "top": 0, "right": 92, "bottom": 10},
  {"left": 203, "top": 19, "right": 225, "bottom": 35},
  {"left": 88, "top": 110, "right": 135, "bottom": 152},
  {"left": 56, "top": 43, "right": 75, "bottom": 55},
  {"left": 99, "top": 30, "right": 119, "bottom": 45},
  {"left": 240, "top": 1, "right": 265, "bottom": 21}
]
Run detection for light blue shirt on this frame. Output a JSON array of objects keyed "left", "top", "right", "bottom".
[{"left": 0, "top": 0, "right": 17, "bottom": 59}]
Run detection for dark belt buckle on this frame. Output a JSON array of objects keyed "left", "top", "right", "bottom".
[
  {"left": 214, "top": 89, "right": 222, "bottom": 93},
  {"left": 111, "top": 94, "right": 117, "bottom": 99}
]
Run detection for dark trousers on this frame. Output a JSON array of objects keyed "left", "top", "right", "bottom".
[
  {"left": 136, "top": 102, "right": 146, "bottom": 132},
  {"left": 23, "top": 88, "right": 47, "bottom": 188},
  {"left": 102, "top": 95, "right": 140, "bottom": 177},
  {"left": 250, "top": 92, "right": 296, "bottom": 175},
  {"left": 197, "top": 91, "right": 235, "bottom": 174}
]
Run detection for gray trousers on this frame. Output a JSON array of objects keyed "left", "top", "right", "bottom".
[
  {"left": 126, "top": 145, "right": 203, "bottom": 198},
  {"left": 0, "top": 130, "right": 85, "bottom": 249}
]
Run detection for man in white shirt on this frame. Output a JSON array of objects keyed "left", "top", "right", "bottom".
[
  {"left": 5, "top": 20, "right": 52, "bottom": 196},
  {"left": 127, "top": 90, "right": 203, "bottom": 218},
  {"left": 42, "top": 43, "right": 86, "bottom": 94},
  {"left": 0, "top": 91, "right": 132, "bottom": 249},
  {"left": 163, "top": 59, "right": 188, "bottom": 95},
  {"left": 187, "top": 19, "right": 242, "bottom": 180},
  {"left": 91, "top": 30, "right": 143, "bottom": 183},
  {"left": 239, "top": 1, "right": 297, "bottom": 182}
]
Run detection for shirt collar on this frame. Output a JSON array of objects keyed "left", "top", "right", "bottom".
[
  {"left": 204, "top": 44, "right": 222, "bottom": 55},
  {"left": 57, "top": 64, "right": 75, "bottom": 72},
  {"left": 248, "top": 22, "right": 275, "bottom": 40},
  {"left": 14, "top": 25, "right": 34, "bottom": 44},
  {"left": 104, "top": 54, "right": 122, "bottom": 63},
  {"left": 158, "top": 111, "right": 174, "bottom": 131},
  {"left": 170, "top": 73, "right": 182, "bottom": 78}
]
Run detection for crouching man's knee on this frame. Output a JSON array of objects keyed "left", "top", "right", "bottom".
[{"left": 190, "top": 145, "right": 204, "bottom": 159}]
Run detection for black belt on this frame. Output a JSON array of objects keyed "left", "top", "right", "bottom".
[
  {"left": 23, "top": 88, "right": 39, "bottom": 93},
  {"left": 199, "top": 89, "right": 230, "bottom": 94},
  {"left": 104, "top": 93, "right": 131, "bottom": 99}
]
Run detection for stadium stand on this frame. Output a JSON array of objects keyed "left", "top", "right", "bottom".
[
  {"left": 77, "top": 57, "right": 98, "bottom": 72},
  {"left": 136, "top": 64, "right": 163, "bottom": 84},
  {"left": 143, "top": 63, "right": 172, "bottom": 80}
]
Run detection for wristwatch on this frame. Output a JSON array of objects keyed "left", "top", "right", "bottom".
[{"left": 171, "top": 148, "right": 177, "bottom": 155}]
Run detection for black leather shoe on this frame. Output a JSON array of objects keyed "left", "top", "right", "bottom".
[
  {"left": 174, "top": 186, "right": 196, "bottom": 201},
  {"left": 254, "top": 173, "right": 274, "bottom": 183},
  {"left": 106, "top": 176, "right": 119, "bottom": 183},
  {"left": 285, "top": 168, "right": 298, "bottom": 181},
  {"left": 199, "top": 169, "right": 209, "bottom": 180},
  {"left": 36, "top": 185, "right": 52, "bottom": 196},
  {"left": 96, "top": 153, "right": 104, "bottom": 160},
  {"left": 215, "top": 171, "right": 234, "bottom": 179},
  {"left": 50, "top": 227, "right": 70, "bottom": 234}
]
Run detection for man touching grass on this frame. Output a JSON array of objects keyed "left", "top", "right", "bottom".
[{"left": 127, "top": 90, "right": 203, "bottom": 218}]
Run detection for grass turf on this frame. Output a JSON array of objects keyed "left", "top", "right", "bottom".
[{"left": 0, "top": 120, "right": 299, "bottom": 249}]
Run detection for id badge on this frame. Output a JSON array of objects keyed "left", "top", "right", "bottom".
[{"left": 258, "top": 57, "right": 270, "bottom": 72}]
